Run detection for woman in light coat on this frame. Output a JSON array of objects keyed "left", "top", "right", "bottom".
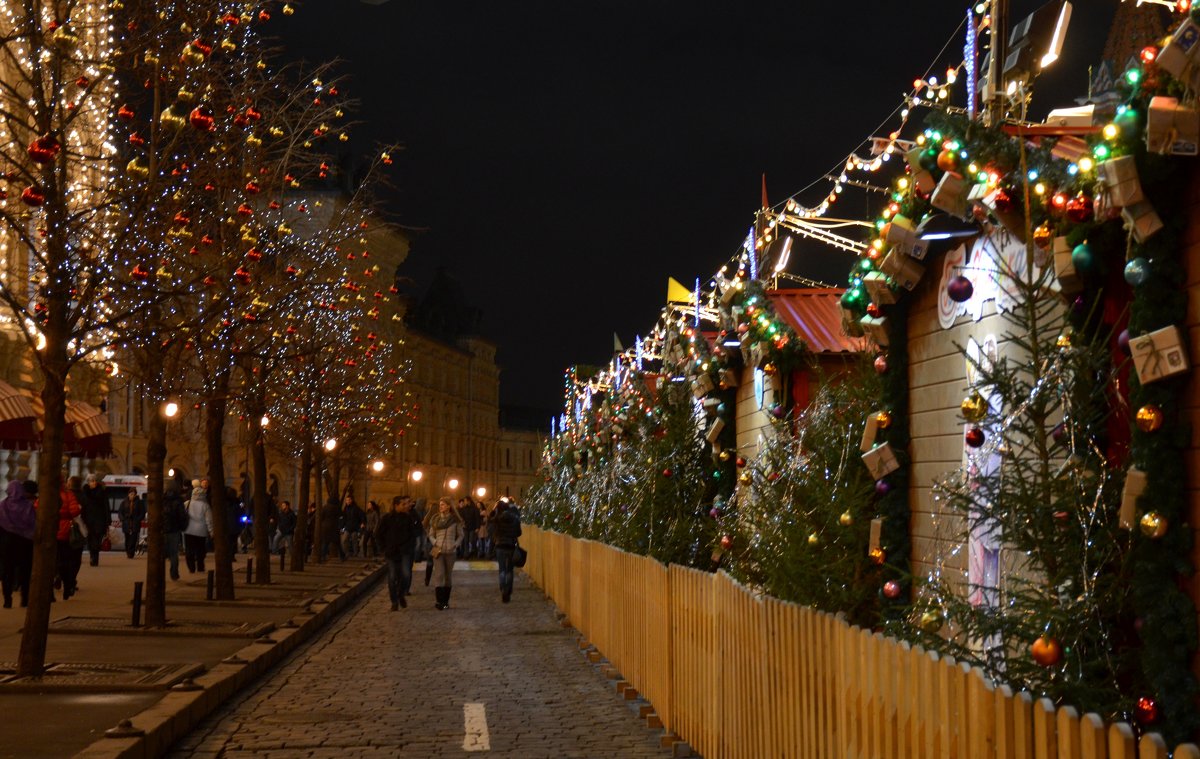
[
  {"left": 183, "top": 480, "right": 214, "bottom": 573},
  {"left": 424, "top": 496, "right": 463, "bottom": 610}
]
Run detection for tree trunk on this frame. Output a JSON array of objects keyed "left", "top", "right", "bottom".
[
  {"left": 144, "top": 397, "right": 168, "bottom": 626},
  {"left": 290, "top": 442, "right": 311, "bottom": 571},
  {"left": 204, "top": 386, "right": 235, "bottom": 600},
  {"left": 251, "top": 410, "right": 270, "bottom": 585},
  {"left": 314, "top": 448, "right": 326, "bottom": 564},
  {"left": 18, "top": 336, "right": 67, "bottom": 676}
]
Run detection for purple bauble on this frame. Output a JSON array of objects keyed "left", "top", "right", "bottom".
[
  {"left": 947, "top": 275, "right": 974, "bottom": 303},
  {"left": 875, "top": 480, "right": 892, "bottom": 496},
  {"left": 1117, "top": 329, "right": 1131, "bottom": 354},
  {"left": 709, "top": 507, "right": 720, "bottom": 518},
  {"left": 1071, "top": 295, "right": 1087, "bottom": 316}
]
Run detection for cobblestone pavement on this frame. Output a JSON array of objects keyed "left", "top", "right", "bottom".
[{"left": 170, "top": 567, "right": 669, "bottom": 758}]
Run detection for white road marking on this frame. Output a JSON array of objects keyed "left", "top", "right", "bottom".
[{"left": 463, "top": 702, "right": 490, "bottom": 752}]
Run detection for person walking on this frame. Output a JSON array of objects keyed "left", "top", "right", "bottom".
[
  {"left": 319, "top": 498, "right": 345, "bottom": 562},
  {"left": 275, "top": 500, "right": 296, "bottom": 557},
  {"left": 425, "top": 496, "right": 463, "bottom": 610},
  {"left": 376, "top": 495, "right": 419, "bottom": 610},
  {"left": 493, "top": 501, "right": 523, "bottom": 603},
  {"left": 183, "top": 480, "right": 213, "bottom": 574},
  {"left": 341, "top": 495, "right": 365, "bottom": 558},
  {"left": 0, "top": 480, "right": 36, "bottom": 608},
  {"left": 458, "top": 497, "right": 480, "bottom": 558},
  {"left": 119, "top": 488, "right": 145, "bottom": 559},
  {"left": 79, "top": 474, "right": 108, "bottom": 566},
  {"left": 163, "top": 483, "right": 187, "bottom": 580},
  {"left": 362, "top": 500, "right": 381, "bottom": 558},
  {"left": 53, "top": 480, "right": 83, "bottom": 599}
]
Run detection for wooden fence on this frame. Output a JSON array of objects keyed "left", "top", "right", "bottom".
[{"left": 521, "top": 526, "right": 1200, "bottom": 759}]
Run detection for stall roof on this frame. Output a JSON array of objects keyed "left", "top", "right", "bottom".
[{"left": 767, "top": 288, "right": 865, "bottom": 355}]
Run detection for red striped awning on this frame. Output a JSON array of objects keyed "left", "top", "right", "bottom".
[
  {"left": 66, "top": 401, "right": 112, "bottom": 458},
  {"left": 0, "top": 381, "right": 38, "bottom": 450}
]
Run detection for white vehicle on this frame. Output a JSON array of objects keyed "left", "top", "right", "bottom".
[{"left": 101, "top": 474, "right": 147, "bottom": 552}]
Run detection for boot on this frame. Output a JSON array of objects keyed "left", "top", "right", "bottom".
[
  {"left": 443, "top": 586, "right": 452, "bottom": 609},
  {"left": 434, "top": 586, "right": 448, "bottom": 610},
  {"left": 424, "top": 562, "right": 433, "bottom": 586}
]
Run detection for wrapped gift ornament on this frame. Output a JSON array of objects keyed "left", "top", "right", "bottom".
[
  {"left": 931, "top": 171, "right": 971, "bottom": 220},
  {"left": 1130, "top": 325, "right": 1189, "bottom": 385},
  {"left": 868, "top": 517, "right": 883, "bottom": 554},
  {"left": 860, "top": 411, "right": 881, "bottom": 452},
  {"left": 841, "top": 308, "right": 866, "bottom": 337},
  {"left": 1147, "top": 96, "right": 1200, "bottom": 156},
  {"left": 882, "top": 214, "right": 929, "bottom": 260},
  {"left": 1121, "top": 201, "right": 1164, "bottom": 243},
  {"left": 1096, "top": 155, "right": 1144, "bottom": 208},
  {"left": 705, "top": 416, "right": 725, "bottom": 444},
  {"left": 1155, "top": 16, "right": 1200, "bottom": 80},
  {"left": 982, "top": 188, "right": 1027, "bottom": 243},
  {"left": 1052, "top": 237, "right": 1082, "bottom": 295},
  {"left": 719, "top": 368, "right": 738, "bottom": 388},
  {"left": 880, "top": 249, "right": 924, "bottom": 291},
  {"left": 859, "top": 315, "right": 889, "bottom": 347},
  {"left": 748, "top": 341, "right": 765, "bottom": 369},
  {"left": 862, "top": 443, "right": 900, "bottom": 479},
  {"left": 1120, "top": 467, "right": 1147, "bottom": 530},
  {"left": 864, "top": 271, "right": 897, "bottom": 305},
  {"left": 692, "top": 373, "right": 715, "bottom": 398}
]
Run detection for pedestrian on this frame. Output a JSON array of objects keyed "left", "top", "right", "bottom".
[
  {"left": 79, "top": 473, "right": 108, "bottom": 566},
  {"left": 424, "top": 496, "right": 463, "bottom": 610},
  {"left": 0, "top": 480, "right": 36, "bottom": 608},
  {"left": 376, "top": 495, "right": 419, "bottom": 610},
  {"left": 341, "top": 495, "right": 365, "bottom": 558},
  {"left": 119, "top": 488, "right": 144, "bottom": 558},
  {"left": 53, "top": 479, "right": 83, "bottom": 599},
  {"left": 362, "top": 500, "right": 381, "bottom": 558},
  {"left": 226, "top": 486, "right": 244, "bottom": 559},
  {"left": 459, "top": 496, "right": 480, "bottom": 558},
  {"left": 275, "top": 500, "right": 296, "bottom": 557},
  {"left": 163, "top": 483, "right": 187, "bottom": 580},
  {"left": 304, "top": 502, "right": 317, "bottom": 559},
  {"left": 319, "top": 497, "right": 345, "bottom": 561},
  {"left": 493, "top": 501, "right": 523, "bottom": 603},
  {"left": 183, "top": 479, "right": 213, "bottom": 573}
]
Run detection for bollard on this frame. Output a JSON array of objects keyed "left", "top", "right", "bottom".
[
  {"left": 246, "top": 558, "right": 253, "bottom": 584},
  {"left": 206, "top": 570, "right": 214, "bottom": 600},
  {"left": 280, "top": 548, "right": 286, "bottom": 572},
  {"left": 131, "top": 581, "right": 143, "bottom": 627}
]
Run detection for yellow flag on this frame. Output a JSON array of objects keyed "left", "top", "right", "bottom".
[{"left": 666, "top": 277, "right": 693, "bottom": 304}]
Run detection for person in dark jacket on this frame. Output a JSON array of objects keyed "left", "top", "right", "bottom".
[
  {"left": 274, "top": 500, "right": 297, "bottom": 556},
  {"left": 493, "top": 501, "right": 523, "bottom": 603},
  {"left": 0, "top": 480, "right": 36, "bottom": 608},
  {"left": 119, "top": 488, "right": 145, "bottom": 559},
  {"left": 458, "top": 497, "right": 480, "bottom": 558},
  {"left": 163, "top": 484, "right": 187, "bottom": 580},
  {"left": 341, "top": 495, "right": 365, "bottom": 558},
  {"left": 376, "top": 495, "right": 419, "bottom": 610},
  {"left": 319, "top": 498, "right": 345, "bottom": 561},
  {"left": 79, "top": 474, "right": 108, "bottom": 566}
]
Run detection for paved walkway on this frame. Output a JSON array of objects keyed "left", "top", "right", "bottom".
[{"left": 170, "top": 567, "right": 669, "bottom": 758}]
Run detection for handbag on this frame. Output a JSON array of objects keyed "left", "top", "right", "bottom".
[
  {"left": 512, "top": 544, "right": 528, "bottom": 568},
  {"left": 69, "top": 520, "right": 87, "bottom": 550},
  {"left": 430, "top": 545, "right": 442, "bottom": 559}
]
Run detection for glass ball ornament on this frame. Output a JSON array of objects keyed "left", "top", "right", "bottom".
[
  {"left": 1071, "top": 243, "right": 1096, "bottom": 274},
  {"left": 738, "top": 471, "right": 752, "bottom": 485},
  {"left": 918, "top": 609, "right": 944, "bottom": 633},
  {"left": 1139, "top": 511, "right": 1168, "bottom": 539},
  {"left": 719, "top": 534, "right": 733, "bottom": 550},
  {"left": 735, "top": 456, "right": 747, "bottom": 468},
  {"left": 1134, "top": 696, "right": 1159, "bottom": 726},
  {"left": 661, "top": 467, "right": 673, "bottom": 478},
  {"left": 1032, "top": 222, "right": 1053, "bottom": 250},
  {"left": 936, "top": 149, "right": 958, "bottom": 172},
  {"left": 709, "top": 507, "right": 720, "bottom": 518},
  {"left": 873, "top": 354, "right": 889, "bottom": 374},
  {"left": 1066, "top": 194, "right": 1094, "bottom": 223},
  {"left": 1030, "top": 635, "right": 1062, "bottom": 667},
  {"left": 1136, "top": 404, "right": 1164, "bottom": 433},
  {"left": 947, "top": 274, "right": 974, "bottom": 303},
  {"left": 838, "top": 510, "right": 853, "bottom": 526},
  {"left": 882, "top": 580, "right": 902, "bottom": 599},
  {"left": 964, "top": 427, "right": 986, "bottom": 448},
  {"left": 874, "top": 480, "right": 892, "bottom": 496},
  {"left": 875, "top": 411, "right": 892, "bottom": 429},
  {"left": 866, "top": 302, "right": 882, "bottom": 318},
  {"left": 868, "top": 547, "right": 886, "bottom": 565},
  {"left": 1117, "top": 329, "right": 1131, "bottom": 355},
  {"left": 807, "top": 532, "right": 819, "bottom": 546},
  {"left": 718, "top": 449, "right": 732, "bottom": 462},
  {"left": 960, "top": 392, "right": 987, "bottom": 423},
  {"left": 1124, "top": 257, "right": 1150, "bottom": 286}
]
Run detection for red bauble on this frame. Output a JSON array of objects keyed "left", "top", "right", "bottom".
[
  {"left": 1066, "top": 195, "right": 1093, "bottom": 224},
  {"left": 117, "top": 104, "right": 135, "bottom": 120},
  {"left": 719, "top": 534, "right": 733, "bottom": 550},
  {"left": 866, "top": 302, "right": 882, "bottom": 318},
  {"left": 882, "top": 580, "right": 902, "bottom": 599},
  {"left": 20, "top": 186, "right": 45, "bottom": 207},
  {"left": 661, "top": 467, "right": 673, "bottom": 478},
  {"left": 1134, "top": 696, "right": 1159, "bottom": 725},
  {"left": 735, "top": 456, "right": 747, "bottom": 468},
  {"left": 964, "top": 427, "right": 985, "bottom": 448},
  {"left": 188, "top": 105, "right": 214, "bottom": 131},
  {"left": 991, "top": 189, "right": 1015, "bottom": 213},
  {"left": 873, "top": 354, "right": 889, "bottom": 374},
  {"left": 936, "top": 150, "right": 958, "bottom": 172},
  {"left": 947, "top": 275, "right": 974, "bottom": 303},
  {"left": 27, "top": 136, "right": 60, "bottom": 164},
  {"left": 1030, "top": 636, "right": 1062, "bottom": 667}
]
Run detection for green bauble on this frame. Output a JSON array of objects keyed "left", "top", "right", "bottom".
[{"left": 1071, "top": 243, "right": 1096, "bottom": 274}]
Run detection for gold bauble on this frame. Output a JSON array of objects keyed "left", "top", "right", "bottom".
[
  {"left": 960, "top": 392, "right": 987, "bottom": 423},
  {"left": 839, "top": 511, "right": 853, "bottom": 527},
  {"left": 718, "top": 450, "right": 732, "bottom": 462},
  {"left": 1136, "top": 404, "right": 1164, "bottom": 433},
  {"left": 1033, "top": 222, "right": 1053, "bottom": 250},
  {"left": 1056, "top": 329, "right": 1073, "bottom": 349},
  {"left": 875, "top": 411, "right": 892, "bottom": 429},
  {"left": 868, "top": 547, "right": 886, "bottom": 565},
  {"left": 1139, "top": 511, "right": 1168, "bottom": 539},
  {"left": 738, "top": 472, "right": 751, "bottom": 485},
  {"left": 919, "top": 610, "right": 944, "bottom": 633},
  {"left": 807, "top": 532, "right": 819, "bottom": 546}
]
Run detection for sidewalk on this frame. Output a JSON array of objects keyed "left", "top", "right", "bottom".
[{"left": 0, "top": 549, "right": 384, "bottom": 758}]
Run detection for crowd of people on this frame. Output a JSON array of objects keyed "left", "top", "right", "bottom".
[{"left": 0, "top": 474, "right": 524, "bottom": 613}]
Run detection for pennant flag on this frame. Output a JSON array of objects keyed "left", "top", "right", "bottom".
[
  {"left": 667, "top": 276, "right": 693, "bottom": 304},
  {"left": 613, "top": 332, "right": 624, "bottom": 352},
  {"left": 761, "top": 173, "right": 769, "bottom": 208}
]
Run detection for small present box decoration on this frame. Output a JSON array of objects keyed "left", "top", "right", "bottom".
[
  {"left": 1155, "top": 16, "right": 1200, "bottom": 80},
  {"left": 860, "top": 412, "right": 881, "bottom": 452},
  {"left": 1130, "top": 325, "right": 1189, "bottom": 385},
  {"left": 1096, "top": 156, "right": 1144, "bottom": 208},
  {"left": 880, "top": 249, "right": 924, "bottom": 291},
  {"left": 931, "top": 171, "right": 970, "bottom": 220},
  {"left": 1121, "top": 201, "right": 1164, "bottom": 243},
  {"left": 862, "top": 443, "right": 900, "bottom": 479},
  {"left": 692, "top": 373, "right": 715, "bottom": 398},
  {"left": 883, "top": 214, "right": 929, "bottom": 260},
  {"left": 705, "top": 417, "right": 725, "bottom": 444},
  {"left": 1053, "top": 236, "right": 1082, "bottom": 295},
  {"left": 841, "top": 308, "right": 865, "bottom": 337},
  {"left": 1119, "top": 467, "right": 1147, "bottom": 530},
  {"left": 868, "top": 517, "right": 883, "bottom": 553},
  {"left": 864, "top": 271, "right": 897, "bottom": 305},
  {"left": 1147, "top": 96, "right": 1200, "bottom": 156},
  {"left": 859, "top": 315, "right": 889, "bottom": 347},
  {"left": 719, "top": 368, "right": 738, "bottom": 389},
  {"left": 982, "top": 188, "right": 1027, "bottom": 243}
]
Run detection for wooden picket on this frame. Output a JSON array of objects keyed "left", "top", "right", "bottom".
[{"left": 519, "top": 527, "right": 1198, "bottom": 759}]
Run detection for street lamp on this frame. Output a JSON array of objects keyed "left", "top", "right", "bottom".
[
  {"left": 163, "top": 401, "right": 179, "bottom": 418},
  {"left": 371, "top": 460, "right": 385, "bottom": 473},
  {"left": 475, "top": 486, "right": 487, "bottom": 499},
  {"left": 410, "top": 469, "right": 423, "bottom": 482},
  {"left": 447, "top": 478, "right": 460, "bottom": 491},
  {"left": 260, "top": 415, "right": 270, "bottom": 428},
  {"left": 324, "top": 438, "right": 337, "bottom": 452}
]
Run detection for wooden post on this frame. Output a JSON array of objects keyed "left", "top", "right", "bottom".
[{"left": 130, "top": 581, "right": 143, "bottom": 628}]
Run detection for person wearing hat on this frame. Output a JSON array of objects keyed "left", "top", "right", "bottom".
[
  {"left": 79, "top": 474, "right": 109, "bottom": 566},
  {"left": 183, "top": 479, "right": 213, "bottom": 573}
]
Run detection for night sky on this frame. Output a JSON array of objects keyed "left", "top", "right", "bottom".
[{"left": 282, "top": 1, "right": 1120, "bottom": 420}]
